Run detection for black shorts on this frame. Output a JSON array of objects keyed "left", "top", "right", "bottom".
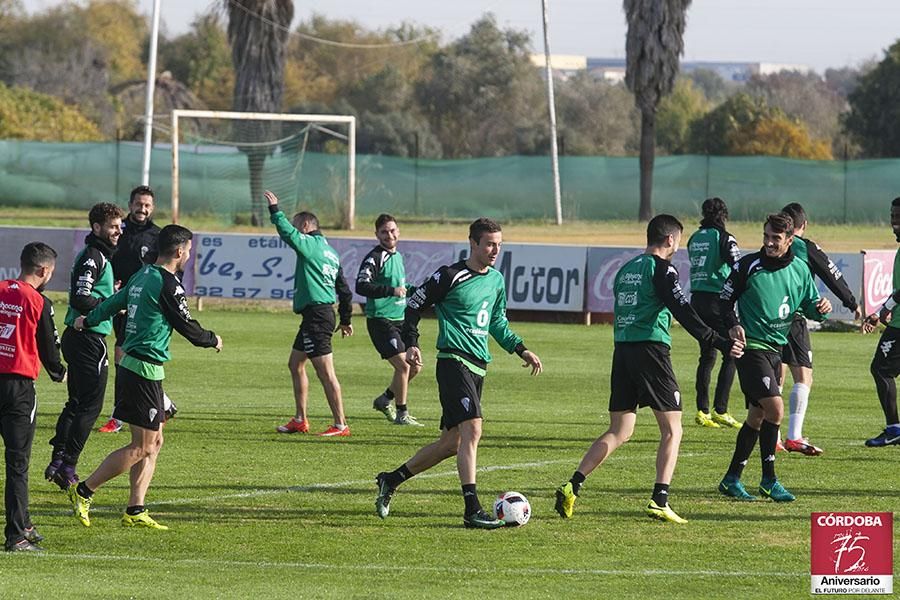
[
  {"left": 436, "top": 358, "right": 484, "bottom": 430},
  {"left": 112, "top": 366, "right": 165, "bottom": 431},
  {"left": 871, "top": 325, "right": 900, "bottom": 376},
  {"left": 292, "top": 304, "right": 336, "bottom": 358},
  {"left": 690, "top": 291, "right": 732, "bottom": 338},
  {"left": 781, "top": 317, "right": 813, "bottom": 368},
  {"left": 736, "top": 349, "right": 783, "bottom": 407},
  {"left": 609, "top": 342, "right": 682, "bottom": 412},
  {"left": 366, "top": 318, "right": 405, "bottom": 359},
  {"left": 112, "top": 311, "right": 127, "bottom": 348}
]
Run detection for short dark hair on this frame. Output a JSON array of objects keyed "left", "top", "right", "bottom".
[
  {"left": 647, "top": 214, "right": 683, "bottom": 245},
  {"left": 375, "top": 213, "right": 396, "bottom": 230},
  {"left": 469, "top": 218, "right": 502, "bottom": 243},
  {"left": 700, "top": 197, "right": 729, "bottom": 229},
  {"left": 88, "top": 202, "right": 124, "bottom": 227},
  {"left": 780, "top": 202, "right": 807, "bottom": 229},
  {"left": 892, "top": 197, "right": 900, "bottom": 207},
  {"left": 158, "top": 224, "right": 193, "bottom": 257},
  {"left": 130, "top": 185, "right": 155, "bottom": 204},
  {"left": 292, "top": 211, "right": 319, "bottom": 231},
  {"left": 20, "top": 242, "right": 57, "bottom": 274},
  {"left": 765, "top": 212, "right": 795, "bottom": 235}
]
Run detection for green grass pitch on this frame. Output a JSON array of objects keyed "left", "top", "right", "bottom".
[{"left": 2, "top": 310, "right": 897, "bottom": 598}]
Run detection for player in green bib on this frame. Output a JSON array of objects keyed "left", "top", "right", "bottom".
[
  {"left": 68, "top": 225, "right": 222, "bottom": 530},
  {"left": 778, "top": 203, "right": 860, "bottom": 456},
  {"left": 46, "top": 203, "right": 123, "bottom": 491},
  {"left": 356, "top": 214, "right": 422, "bottom": 426},
  {"left": 718, "top": 213, "right": 830, "bottom": 503},
  {"left": 374, "top": 218, "right": 543, "bottom": 529},
  {"left": 265, "top": 191, "right": 354, "bottom": 438},
  {"left": 861, "top": 197, "right": 900, "bottom": 447},
  {"left": 554, "top": 215, "right": 743, "bottom": 525}
]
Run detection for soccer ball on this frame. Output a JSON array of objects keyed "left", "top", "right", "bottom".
[{"left": 492, "top": 491, "right": 531, "bottom": 526}]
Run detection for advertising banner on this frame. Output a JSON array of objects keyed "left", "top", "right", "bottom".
[
  {"left": 862, "top": 250, "right": 895, "bottom": 316},
  {"left": 452, "top": 243, "right": 587, "bottom": 312}
]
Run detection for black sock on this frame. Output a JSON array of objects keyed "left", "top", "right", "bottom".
[
  {"left": 384, "top": 388, "right": 395, "bottom": 401},
  {"left": 126, "top": 505, "right": 145, "bottom": 516},
  {"left": 570, "top": 471, "right": 586, "bottom": 496},
  {"left": 76, "top": 482, "right": 94, "bottom": 499},
  {"left": 462, "top": 484, "right": 481, "bottom": 515},
  {"left": 385, "top": 464, "right": 413, "bottom": 488},
  {"left": 759, "top": 420, "right": 780, "bottom": 481},
  {"left": 726, "top": 423, "right": 759, "bottom": 479},
  {"left": 396, "top": 404, "right": 408, "bottom": 417},
  {"left": 651, "top": 483, "right": 670, "bottom": 507}
]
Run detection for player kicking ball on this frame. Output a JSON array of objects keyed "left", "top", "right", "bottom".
[
  {"left": 374, "top": 218, "right": 542, "bottom": 529},
  {"left": 717, "top": 213, "right": 830, "bottom": 503},
  {"left": 555, "top": 215, "right": 743, "bottom": 525}
]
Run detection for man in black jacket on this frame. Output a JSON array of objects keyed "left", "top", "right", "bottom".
[{"left": 100, "top": 185, "right": 177, "bottom": 433}]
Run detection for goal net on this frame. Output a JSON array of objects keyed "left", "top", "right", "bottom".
[{"left": 170, "top": 110, "right": 356, "bottom": 228}]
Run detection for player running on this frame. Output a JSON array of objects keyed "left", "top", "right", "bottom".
[
  {"left": 718, "top": 213, "right": 830, "bottom": 503},
  {"left": 778, "top": 203, "right": 860, "bottom": 456},
  {"left": 555, "top": 215, "right": 743, "bottom": 525},
  {"left": 68, "top": 225, "right": 222, "bottom": 530},
  {"left": 46, "top": 203, "right": 123, "bottom": 490},
  {"left": 688, "top": 197, "right": 743, "bottom": 429},
  {"left": 2, "top": 243, "right": 66, "bottom": 552},
  {"left": 266, "top": 191, "right": 354, "bottom": 437},
  {"left": 861, "top": 197, "right": 900, "bottom": 447},
  {"left": 356, "top": 214, "right": 422, "bottom": 426},
  {"left": 374, "top": 218, "right": 543, "bottom": 529}
]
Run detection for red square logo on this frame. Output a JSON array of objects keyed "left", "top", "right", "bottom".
[{"left": 811, "top": 512, "right": 893, "bottom": 594}]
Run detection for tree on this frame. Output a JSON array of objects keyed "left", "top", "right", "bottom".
[
  {"left": 414, "top": 14, "right": 545, "bottom": 158},
  {"left": 745, "top": 71, "right": 845, "bottom": 155},
  {"left": 685, "top": 68, "right": 730, "bottom": 103},
  {"left": 555, "top": 73, "right": 639, "bottom": 156},
  {"left": 687, "top": 93, "right": 832, "bottom": 158},
  {"left": 843, "top": 40, "right": 900, "bottom": 158},
  {"left": 624, "top": 0, "right": 691, "bottom": 221},
  {"left": 159, "top": 13, "right": 233, "bottom": 110},
  {"left": 656, "top": 77, "right": 708, "bottom": 154},
  {"left": 0, "top": 82, "right": 103, "bottom": 141},
  {"left": 224, "top": 0, "right": 294, "bottom": 225}
]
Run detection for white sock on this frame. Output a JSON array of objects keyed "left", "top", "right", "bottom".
[
  {"left": 787, "top": 383, "right": 810, "bottom": 440},
  {"left": 163, "top": 393, "right": 173, "bottom": 412}
]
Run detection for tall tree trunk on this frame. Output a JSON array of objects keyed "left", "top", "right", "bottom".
[
  {"left": 248, "top": 151, "right": 266, "bottom": 226},
  {"left": 638, "top": 108, "right": 655, "bottom": 222}
]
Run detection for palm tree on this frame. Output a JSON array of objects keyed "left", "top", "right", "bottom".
[
  {"left": 224, "top": 0, "right": 294, "bottom": 225},
  {"left": 624, "top": 0, "right": 691, "bottom": 221}
]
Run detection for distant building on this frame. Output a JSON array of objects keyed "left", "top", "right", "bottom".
[{"left": 531, "top": 55, "right": 812, "bottom": 83}]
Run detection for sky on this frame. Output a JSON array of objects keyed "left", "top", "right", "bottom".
[{"left": 18, "top": 0, "right": 900, "bottom": 74}]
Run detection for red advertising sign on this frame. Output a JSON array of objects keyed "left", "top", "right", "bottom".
[
  {"left": 811, "top": 512, "right": 893, "bottom": 594},
  {"left": 862, "top": 250, "right": 895, "bottom": 316}
]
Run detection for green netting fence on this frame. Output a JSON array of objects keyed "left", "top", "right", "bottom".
[{"left": 1, "top": 140, "right": 899, "bottom": 222}]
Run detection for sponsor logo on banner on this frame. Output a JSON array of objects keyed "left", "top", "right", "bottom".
[
  {"left": 863, "top": 251, "right": 896, "bottom": 316},
  {"left": 811, "top": 512, "right": 893, "bottom": 594}
]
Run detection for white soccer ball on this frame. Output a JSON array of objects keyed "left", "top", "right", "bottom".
[{"left": 493, "top": 491, "right": 531, "bottom": 526}]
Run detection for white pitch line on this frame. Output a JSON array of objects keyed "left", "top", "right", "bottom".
[
  {"left": 152, "top": 451, "right": 717, "bottom": 507},
  {"left": 26, "top": 552, "right": 804, "bottom": 578}
]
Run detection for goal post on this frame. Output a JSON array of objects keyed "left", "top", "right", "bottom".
[{"left": 170, "top": 109, "right": 356, "bottom": 228}]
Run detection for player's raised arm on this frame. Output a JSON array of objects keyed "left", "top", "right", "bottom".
[
  {"left": 265, "top": 190, "right": 314, "bottom": 256},
  {"left": 805, "top": 240, "right": 858, "bottom": 312}
]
